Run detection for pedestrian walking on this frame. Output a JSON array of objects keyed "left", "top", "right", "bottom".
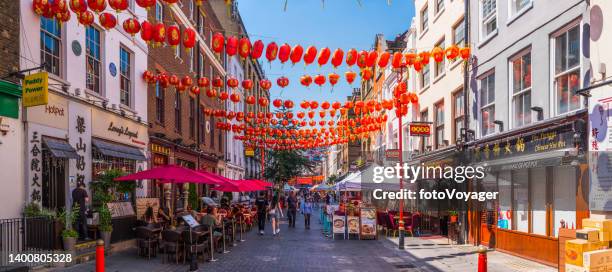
[
  {"left": 71, "top": 182, "right": 89, "bottom": 241},
  {"left": 270, "top": 192, "right": 283, "bottom": 235},
  {"left": 255, "top": 191, "right": 268, "bottom": 235},
  {"left": 286, "top": 191, "right": 298, "bottom": 228},
  {"left": 301, "top": 197, "right": 313, "bottom": 229}
]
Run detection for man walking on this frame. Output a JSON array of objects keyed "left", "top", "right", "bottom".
[
  {"left": 286, "top": 191, "right": 298, "bottom": 228},
  {"left": 255, "top": 191, "right": 268, "bottom": 235},
  {"left": 301, "top": 197, "right": 313, "bottom": 229},
  {"left": 71, "top": 182, "right": 89, "bottom": 240}
]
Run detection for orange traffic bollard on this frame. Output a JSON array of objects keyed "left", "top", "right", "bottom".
[
  {"left": 96, "top": 239, "right": 105, "bottom": 272},
  {"left": 477, "top": 246, "right": 487, "bottom": 272}
]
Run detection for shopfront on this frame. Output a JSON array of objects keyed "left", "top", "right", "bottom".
[{"left": 467, "top": 115, "right": 589, "bottom": 267}]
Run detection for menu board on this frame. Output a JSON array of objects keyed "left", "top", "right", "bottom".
[
  {"left": 107, "top": 202, "right": 135, "bottom": 218},
  {"left": 332, "top": 215, "right": 345, "bottom": 234},
  {"left": 347, "top": 216, "right": 359, "bottom": 235},
  {"left": 360, "top": 208, "right": 377, "bottom": 239},
  {"left": 136, "top": 198, "right": 160, "bottom": 220}
]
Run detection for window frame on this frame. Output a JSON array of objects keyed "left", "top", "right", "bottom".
[
  {"left": 479, "top": 71, "right": 496, "bottom": 136},
  {"left": 155, "top": 81, "right": 165, "bottom": 124},
  {"left": 85, "top": 26, "right": 102, "bottom": 94},
  {"left": 508, "top": 0, "right": 533, "bottom": 21},
  {"left": 480, "top": 0, "right": 498, "bottom": 41},
  {"left": 434, "top": 100, "right": 445, "bottom": 149},
  {"left": 175, "top": 91, "right": 182, "bottom": 133},
  {"left": 155, "top": 1, "right": 163, "bottom": 22},
  {"left": 551, "top": 20, "right": 583, "bottom": 116},
  {"left": 40, "top": 17, "right": 63, "bottom": 77},
  {"left": 420, "top": 64, "right": 430, "bottom": 90},
  {"left": 452, "top": 88, "right": 464, "bottom": 144},
  {"left": 419, "top": 109, "right": 429, "bottom": 153},
  {"left": 421, "top": 4, "right": 429, "bottom": 34},
  {"left": 119, "top": 46, "right": 132, "bottom": 107},
  {"left": 435, "top": 0, "right": 445, "bottom": 15},
  {"left": 509, "top": 48, "right": 532, "bottom": 129},
  {"left": 189, "top": 96, "right": 195, "bottom": 139}
]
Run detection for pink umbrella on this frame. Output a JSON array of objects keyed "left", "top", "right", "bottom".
[
  {"left": 114, "top": 165, "right": 219, "bottom": 185},
  {"left": 197, "top": 171, "right": 266, "bottom": 192},
  {"left": 243, "top": 179, "right": 273, "bottom": 188}
]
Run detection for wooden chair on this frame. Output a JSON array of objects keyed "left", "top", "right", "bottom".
[
  {"left": 181, "top": 228, "right": 207, "bottom": 264},
  {"left": 160, "top": 229, "right": 182, "bottom": 264},
  {"left": 135, "top": 226, "right": 158, "bottom": 259}
]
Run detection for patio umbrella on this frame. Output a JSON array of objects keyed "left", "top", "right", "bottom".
[
  {"left": 243, "top": 179, "right": 273, "bottom": 188},
  {"left": 197, "top": 171, "right": 265, "bottom": 192},
  {"left": 114, "top": 164, "right": 219, "bottom": 184}
]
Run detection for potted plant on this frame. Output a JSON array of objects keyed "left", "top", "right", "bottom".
[
  {"left": 98, "top": 205, "right": 113, "bottom": 248},
  {"left": 58, "top": 204, "right": 79, "bottom": 252},
  {"left": 449, "top": 210, "right": 458, "bottom": 223}
]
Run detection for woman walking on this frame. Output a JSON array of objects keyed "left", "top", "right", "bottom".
[
  {"left": 270, "top": 192, "right": 283, "bottom": 235},
  {"left": 301, "top": 197, "right": 313, "bottom": 229}
]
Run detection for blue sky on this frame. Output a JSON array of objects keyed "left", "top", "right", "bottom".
[{"left": 237, "top": 0, "right": 415, "bottom": 106}]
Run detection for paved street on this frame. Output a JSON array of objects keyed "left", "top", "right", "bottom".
[{"left": 49, "top": 209, "right": 556, "bottom": 272}]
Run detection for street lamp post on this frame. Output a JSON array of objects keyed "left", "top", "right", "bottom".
[{"left": 397, "top": 67, "right": 405, "bottom": 250}]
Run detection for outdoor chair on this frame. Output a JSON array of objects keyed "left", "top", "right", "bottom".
[
  {"left": 376, "top": 212, "right": 388, "bottom": 236},
  {"left": 386, "top": 213, "right": 399, "bottom": 237},
  {"left": 160, "top": 229, "right": 182, "bottom": 264},
  {"left": 135, "top": 226, "right": 159, "bottom": 259},
  {"left": 181, "top": 228, "right": 208, "bottom": 264}
]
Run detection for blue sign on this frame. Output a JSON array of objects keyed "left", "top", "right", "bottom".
[{"left": 109, "top": 63, "right": 117, "bottom": 77}]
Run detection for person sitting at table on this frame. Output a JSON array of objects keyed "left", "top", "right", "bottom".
[
  {"left": 158, "top": 205, "right": 171, "bottom": 224},
  {"left": 200, "top": 206, "right": 223, "bottom": 252},
  {"left": 143, "top": 205, "right": 157, "bottom": 224}
]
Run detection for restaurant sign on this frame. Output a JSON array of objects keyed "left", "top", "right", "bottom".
[
  {"left": 385, "top": 149, "right": 400, "bottom": 161},
  {"left": 409, "top": 123, "right": 431, "bottom": 136},
  {"left": 470, "top": 124, "right": 575, "bottom": 163},
  {"left": 23, "top": 72, "right": 48, "bottom": 107}
]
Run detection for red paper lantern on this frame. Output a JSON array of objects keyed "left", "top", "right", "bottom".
[
  {"left": 181, "top": 75, "right": 193, "bottom": 86},
  {"left": 136, "top": 0, "right": 156, "bottom": 9},
  {"left": 122, "top": 18, "right": 141, "bottom": 36},
  {"left": 300, "top": 101, "right": 310, "bottom": 109},
  {"left": 328, "top": 73, "right": 339, "bottom": 87},
  {"left": 177, "top": 82, "right": 187, "bottom": 92},
  {"left": 308, "top": 112, "right": 315, "bottom": 119},
  {"left": 419, "top": 51, "right": 431, "bottom": 65},
  {"left": 318, "top": 47, "right": 331, "bottom": 66},
  {"left": 330, "top": 48, "right": 344, "bottom": 69},
  {"left": 277, "top": 76, "right": 289, "bottom": 88},
  {"left": 212, "top": 32, "right": 224, "bottom": 54},
  {"left": 310, "top": 101, "right": 319, "bottom": 110},
  {"left": 273, "top": 99, "right": 283, "bottom": 108},
  {"left": 356, "top": 50, "right": 368, "bottom": 69},
  {"left": 265, "top": 42, "right": 278, "bottom": 62},
  {"left": 346, "top": 48, "right": 357, "bottom": 67},
  {"left": 332, "top": 101, "right": 341, "bottom": 110},
  {"left": 413, "top": 58, "right": 423, "bottom": 72},
  {"left": 88, "top": 0, "right": 106, "bottom": 13},
  {"left": 206, "top": 88, "right": 217, "bottom": 98},
  {"left": 366, "top": 51, "right": 378, "bottom": 67},
  {"left": 99, "top": 12, "right": 117, "bottom": 30},
  {"left": 259, "top": 79, "right": 271, "bottom": 91},
  {"left": 190, "top": 86, "right": 200, "bottom": 95},
  {"left": 297, "top": 112, "right": 305, "bottom": 119},
  {"left": 183, "top": 28, "right": 196, "bottom": 51},
  {"left": 460, "top": 47, "right": 471, "bottom": 61},
  {"left": 378, "top": 52, "right": 391, "bottom": 68},
  {"left": 278, "top": 43, "right": 291, "bottom": 64},
  {"left": 153, "top": 23, "right": 166, "bottom": 45},
  {"left": 69, "top": 0, "right": 87, "bottom": 13},
  {"left": 303, "top": 46, "right": 317, "bottom": 65},
  {"left": 345, "top": 71, "right": 357, "bottom": 85},
  {"left": 109, "top": 0, "right": 128, "bottom": 12},
  {"left": 321, "top": 101, "right": 330, "bottom": 110},
  {"left": 169, "top": 74, "right": 179, "bottom": 86},
  {"left": 139, "top": 20, "right": 153, "bottom": 43},
  {"left": 225, "top": 36, "right": 238, "bottom": 56},
  {"left": 391, "top": 52, "right": 404, "bottom": 69},
  {"left": 258, "top": 97, "right": 269, "bottom": 107},
  {"left": 230, "top": 92, "right": 240, "bottom": 103},
  {"left": 300, "top": 75, "right": 312, "bottom": 87},
  {"left": 227, "top": 77, "right": 239, "bottom": 88},
  {"left": 314, "top": 74, "right": 326, "bottom": 87},
  {"left": 241, "top": 79, "right": 253, "bottom": 90},
  {"left": 245, "top": 95, "right": 256, "bottom": 104},
  {"left": 361, "top": 68, "right": 373, "bottom": 81},
  {"left": 284, "top": 100, "right": 294, "bottom": 109},
  {"left": 290, "top": 45, "right": 303, "bottom": 65},
  {"left": 405, "top": 52, "right": 417, "bottom": 66},
  {"left": 251, "top": 40, "right": 264, "bottom": 59},
  {"left": 238, "top": 37, "right": 251, "bottom": 59},
  {"left": 142, "top": 70, "right": 155, "bottom": 84},
  {"left": 166, "top": 25, "right": 180, "bottom": 47},
  {"left": 33, "top": 0, "right": 50, "bottom": 17},
  {"left": 197, "top": 77, "right": 210, "bottom": 88},
  {"left": 218, "top": 92, "right": 229, "bottom": 101},
  {"left": 445, "top": 45, "right": 459, "bottom": 60},
  {"left": 432, "top": 47, "right": 444, "bottom": 63}
]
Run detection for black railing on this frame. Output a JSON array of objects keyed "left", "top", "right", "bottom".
[{"left": 0, "top": 217, "right": 61, "bottom": 269}]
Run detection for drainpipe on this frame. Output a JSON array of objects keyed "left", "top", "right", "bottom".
[{"left": 461, "top": 0, "right": 470, "bottom": 245}]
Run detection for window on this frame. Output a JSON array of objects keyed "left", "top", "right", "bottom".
[
  {"left": 188, "top": 0, "right": 194, "bottom": 19},
  {"left": 421, "top": 5, "right": 428, "bottom": 32},
  {"left": 554, "top": 24, "right": 581, "bottom": 115},
  {"left": 511, "top": 0, "right": 531, "bottom": 16},
  {"left": 210, "top": 116, "right": 215, "bottom": 148},
  {"left": 480, "top": 72, "right": 495, "bottom": 136},
  {"left": 155, "top": 82, "right": 164, "bottom": 124},
  {"left": 189, "top": 96, "right": 195, "bottom": 139},
  {"left": 199, "top": 105, "right": 205, "bottom": 145},
  {"left": 175, "top": 91, "right": 182, "bottom": 133},
  {"left": 480, "top": 0, "right": 497, "bottom": 39},
  {"left": 453, "top": 19, "right": 465, "bottom": 46},
  {"left": 119, "top": 47, "right": 131, "bottom": 106},
  {"left": 434, "top": 39, "right": 445, "bottom": 78},
  {"left": 435, "top": 0, "right": 444, "bottom": 14},
  {"left": 434, "top": 102, "right": 444, "bottom": 148},
  {"left": 420, "top": 64, "right": 430, "bottom": 89},
  {"left": 40, "top": 17, "right": 61, "bottom": 76},
  {"left": 189, "top": 48, "right": 194, "bottom": 72},
  {"left": 198, "top": 52, "right": 204, "bottom": 77},
  {"left": 197, "top": 12, "right": 205, "bottom": 36},
  {"left": 420, "top": 110, "right": 429, "bottom": 152},
  {"left": 175, "top": 27, "right": 182, "bottom": 59},
  {"left": 86, "top": 26, "right": 101, "bottom": 93},
  {"left": 155, "top": 1, "right": 163, "bottom": 21},
  {"left": 511, "top": 51, "right": 531, "bottom": 127},
  {"left": 453, "top": 90, "right": 464, "bottom": 143}
]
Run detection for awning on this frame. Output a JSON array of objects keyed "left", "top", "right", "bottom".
[
  {"left": 92, "top": 138, "right": 146, "bottom": 161},
  {"left": 475, "top": 148, "right": 575, "bottom": 171},
  {"left": 42, "top": 137, "right": 79, "bottom": 159}
]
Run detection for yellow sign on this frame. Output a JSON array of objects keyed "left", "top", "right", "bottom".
[
  {"left": 23, "top": 72, "right": 49, "bottom": 107},
  {"left": 245, "top": 147, "right": 254, "bottom": 157}
]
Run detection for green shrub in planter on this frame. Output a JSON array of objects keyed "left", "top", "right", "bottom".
[
  {"left": 99, "top": 206, "right": 113, "bottom": 232},
  {"left": 61, "top": 229, "right": 78, "bottom": 238}
]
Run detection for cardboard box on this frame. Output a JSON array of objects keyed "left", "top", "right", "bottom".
[
  {"left": 584, "top": 249, "right": 612, "bottom": 269},
  {"left": 599, "top": 231, "right": 611, "bottom": 242},
  {"left": 583, "top": 219, "right": 612, "bottom": 233},
  {"left": 577, "top": 229, "right": 600, "bottom": 242},
  {"left": 566, "top": 239, "right": 604, "bottom": 266}
]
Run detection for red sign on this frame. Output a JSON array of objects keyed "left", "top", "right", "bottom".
[
  {"left": 409, "top": 123, "right": 431, "bottom": 136},
  {"left": 296, "top": 177, "right": 313, "bottom": 185},
  {"left": 385, "top": 149, "right": 399, "bottom": 160}
]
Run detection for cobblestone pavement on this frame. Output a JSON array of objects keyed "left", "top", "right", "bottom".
[{"left": 51, "top": 209, "right": 423, "bottom": 272}]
